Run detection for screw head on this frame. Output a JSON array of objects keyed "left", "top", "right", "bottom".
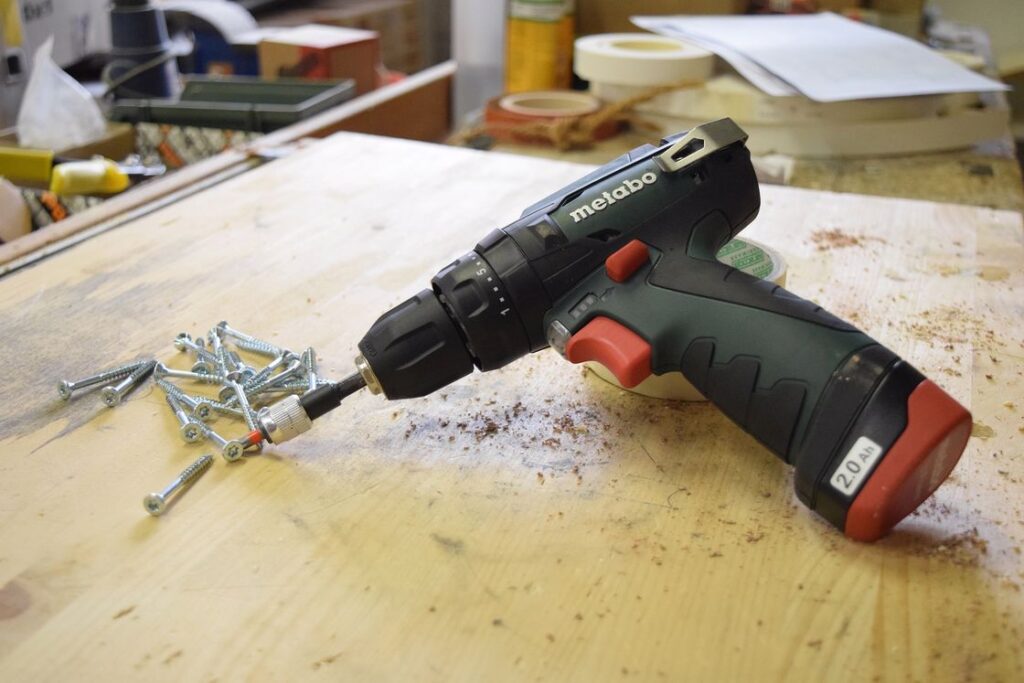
[
  {"left": 174, "top": 333, "right": 191, "bottom": 351},
  {"left": 153, "top": 362, "right": 169, "bottom": 379},
  {"left": 181, "top": 422, "right": 203, "bottom": 443},
  {"left": 143, "top": 493, "right": 166, "bottom": 516},
  {"left": 222, "top": 440, "right": 246, "bottom": 462},
  {"left": 101, "top": 386, "right": 121, "bottom": 407},
  {"left": 193, "top": 401, "right": 213, "bottom": 421},
  {"left": 58, "top": 380, "right": 73, "bottom": 400},
  {"left": 191, "top": 361, "right": 213, "bottom": 375}
]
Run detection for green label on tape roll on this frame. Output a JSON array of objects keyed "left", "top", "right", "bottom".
[{"left": 716, "top": 238, "right": 778, "bottom": 281}]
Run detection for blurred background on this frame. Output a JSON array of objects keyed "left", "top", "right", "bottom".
[{"left": 0, "top": 0, "right": 1020, "bottom": 253}]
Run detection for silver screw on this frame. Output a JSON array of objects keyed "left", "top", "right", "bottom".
[
  {"left": 302, "top": 347, "right": 318, "bottom": 392},
  {"left": 206, "top": 399, "right": 246, "bottom": 419},
  {"left": 175, "top": 333, "right": 220, "bottom": 374},
  {"left": 234, "top": 337, "right": 285, "bottom": 358},
  {"left": 224, "top": 351, "right": 255, "bottom": 383},
  {"left": 220, "top": 357, "right": 304, "bottom": 405},
  {"left": 101, "top": 361, "right": 156, "bottom": 407},
  {"left": 244, "top": 359, "right": 305, "bottom": 396},
  {"left": 226, "top": 380, "right": 259, "bottom": 432},
  {"left": 241, "top": 352, "right": 295, "bottom": 390},
  {"left": 155, "top": 379, "right": 213, "bottom": 422},
  {"left": 217, "top": 321, "right": 283, "bottom": 356},
  {"left": 143, "top": 454, "right": 213, "bottom": 516},
  {"left": 226, "top": 380, "right": 263, "bottom": 454},
  {"left": 206, "top": 328, "right": 229, "bottom": 374},
  {"left": 154, "top": 362, "right": 226, "bottom": 384},
  {"left": 194, "top": 423, "right": 249, "bottom": 462},
  {"left": 57, "top": 360, "right": 149, "bottom": 400},
  {"left": 165, "top": 394, "right": 204, "bottom": 443}
]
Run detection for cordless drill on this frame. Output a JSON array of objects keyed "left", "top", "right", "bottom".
[{"left": 255, "top": 119, "right": 972, "bottom": 542}]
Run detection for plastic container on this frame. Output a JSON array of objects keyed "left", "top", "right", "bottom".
[{"left": 110, "top": 76, "right": 356, "bottom": 132}]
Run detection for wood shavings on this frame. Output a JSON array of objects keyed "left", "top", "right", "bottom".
[
  {"left": 907, "top": 528, "right": 989, "bottom": 567},
  {"left": 809, "top": 228, "right": 887, "bottom": 252}
]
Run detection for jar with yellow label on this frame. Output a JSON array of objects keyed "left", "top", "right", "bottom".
[{"left": 505, "top": 0, "right": 575, "bottom": 93}]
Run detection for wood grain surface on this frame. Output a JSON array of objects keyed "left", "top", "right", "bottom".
[{"left": 0, "top": 133, "right": 1021, "bottom": 682}]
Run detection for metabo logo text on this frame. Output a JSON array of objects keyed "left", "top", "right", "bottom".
[{"left": 568, "top": 172, "right": 658, "bottom": 223}]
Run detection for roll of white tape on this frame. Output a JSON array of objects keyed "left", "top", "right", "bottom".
[
  {"left": 574, "top": 33, "right": 714, "bottom": 87},
  {"left": 497, "top": 91, "right": 601, "bottom": 118},
  {"left": 586, "top": 238, "right": 788, "bottom": 401}
]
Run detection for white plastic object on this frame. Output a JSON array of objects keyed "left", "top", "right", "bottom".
[
  {"left": 574, "top": 33, "right": 714, "bottom": 87},
  {"left": 16, "top": 38, "right": 106, "bottom": 150}
]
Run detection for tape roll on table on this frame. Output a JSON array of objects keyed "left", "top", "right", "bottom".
[
  {"left": 483, "top": 91, "right": 619, "bottom": 143},
  {"left": 574, "top": 33, "right": 714, "bottom": 87},
  {"left": 587, "top": 238, "right": 788, "bottom": 401}
]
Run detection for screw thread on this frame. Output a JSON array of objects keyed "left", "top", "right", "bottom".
[
  {"left": 111, "top": 360, "right": 156, "bottom": 393},
  {"left": 164, "top": 393, "right": 190, "bottom": 425},
  {"left": 195, "top": 422, "right": 228, "bottom": 447},
  {"left": 235, "top": 338, "right": 282, "bottom": 357},
  {"left": 243, "top": 362, "right": 305, "bottom": 396},
  {"left": 177, "top": 454, "right": 213, "bottom": 488},
  {"left": 69, "top": 360, "right": 150, "bottom": 390},
  {"left": 207, "top": 399, "right": 245, "bottom": 417}
]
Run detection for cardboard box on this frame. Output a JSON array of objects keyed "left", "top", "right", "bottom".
[
  {"left": 576, "top": 0, "right": 747, "bottom": 36},
  {"left": 259, "top": 0, "right": 424, "bottom": 75},
  {"left": 259, "top": 24, "right": 380, "bottom": 94}
]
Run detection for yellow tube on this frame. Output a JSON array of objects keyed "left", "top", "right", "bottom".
[{"left": 49, "top": 159, "right": 131, "bottom": 195}]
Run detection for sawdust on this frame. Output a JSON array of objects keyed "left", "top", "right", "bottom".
[
  {"left": 908, "top": 528, "right": 990, "bottom": 567},
  {"left": 904, "top": 306, "right": 996, "bottom": 350},
  {"left": 809, "top": 228, "right": 887, "bottom": 252},
  {"left": 971, "top": 423, "right": 995, "bottom": 440},
  {"left": 979, "top": 265, "right": 1009, "bottom": 281}
]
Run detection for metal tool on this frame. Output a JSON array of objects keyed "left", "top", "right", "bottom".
[
  {"left": 254, "top": 119, "right": 973, "bottom": 543},
  {"left": 143, "top": 454, "right": 213, "bottom": 516}
]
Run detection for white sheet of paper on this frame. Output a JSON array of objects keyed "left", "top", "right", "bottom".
[{"left": 632, "top": 13, "right": 1008, "bottom": 102}]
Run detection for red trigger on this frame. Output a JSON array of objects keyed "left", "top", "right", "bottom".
[
  {"left": 565, "top": 317, "right": 652, "bottom": 388},
  {"left": 605, "top": 239, "right": 649, "bottom": 282}
]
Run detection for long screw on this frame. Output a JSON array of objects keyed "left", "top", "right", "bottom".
[
  {"left": 227, "top": 380, "right": 259, "bottom": 432},
  {"left": 165, "top": 394, "right": 204, "bottom": 443},
  {"left": 154, "top": 362, "right": 226, "bottom": 384},
  {"left": 302, "top": 348, "right": 318, "bottom": 392},
  {"left": 194, "top": 423, "right": 250, "bottom": 462},
  {"left": 246, "top": 381, "right": 326, "bottom": 397},
  {"left": 234, "top": 337, "right": 285, "bottom": 358},
  {"left": 220, "top": 358, "right": 303, "bottom": 404},
  {"left": 155, "top": 379, "right": 214, "bottom": 422},
  {"left": 241, "top": 352, "right": 295, "bottom": 390},
  {"left": 216, "top": 321, "right": 281, "bottom": 355},
  {"left": 58, "top": 360, "right": 149, "bottom": 400},
  {"left": 224, "top": 351, "right": 255, "bottom": 383},
  {"left": 243, "top": 359, "right": 305, "bottom": 396},
  {"left": 143, "top": 454, "right": 213, "bottom": 516},
  {"left": 175, "top": 333, "right": 220, "bottom": 365},
  {"left": 206, "top": 328, "right": 229, "bottom": 374},
  {"left": 101, "top": 361, "right": 156, "bottom": 407},
  {"left": 226, "top": 380, "right": 263, "bottom": 454},
  {"left": 206, "top": 399, "right": 246, "bottom": 419}
]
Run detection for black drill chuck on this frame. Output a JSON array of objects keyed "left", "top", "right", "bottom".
[{"left": 357, "top": 289, "right": 474, "bottom": 399}]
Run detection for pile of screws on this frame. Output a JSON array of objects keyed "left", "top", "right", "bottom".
[{"left": 58, "top": 321, "right": 327, "bottom": 516}]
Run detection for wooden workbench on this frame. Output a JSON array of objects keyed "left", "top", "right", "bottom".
[
  {"left": 0, "top": 133, "right": 1021, "bottom": 681},
  {"left": 490, "top": 131, "right": 1024, "bottom": 214}
]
